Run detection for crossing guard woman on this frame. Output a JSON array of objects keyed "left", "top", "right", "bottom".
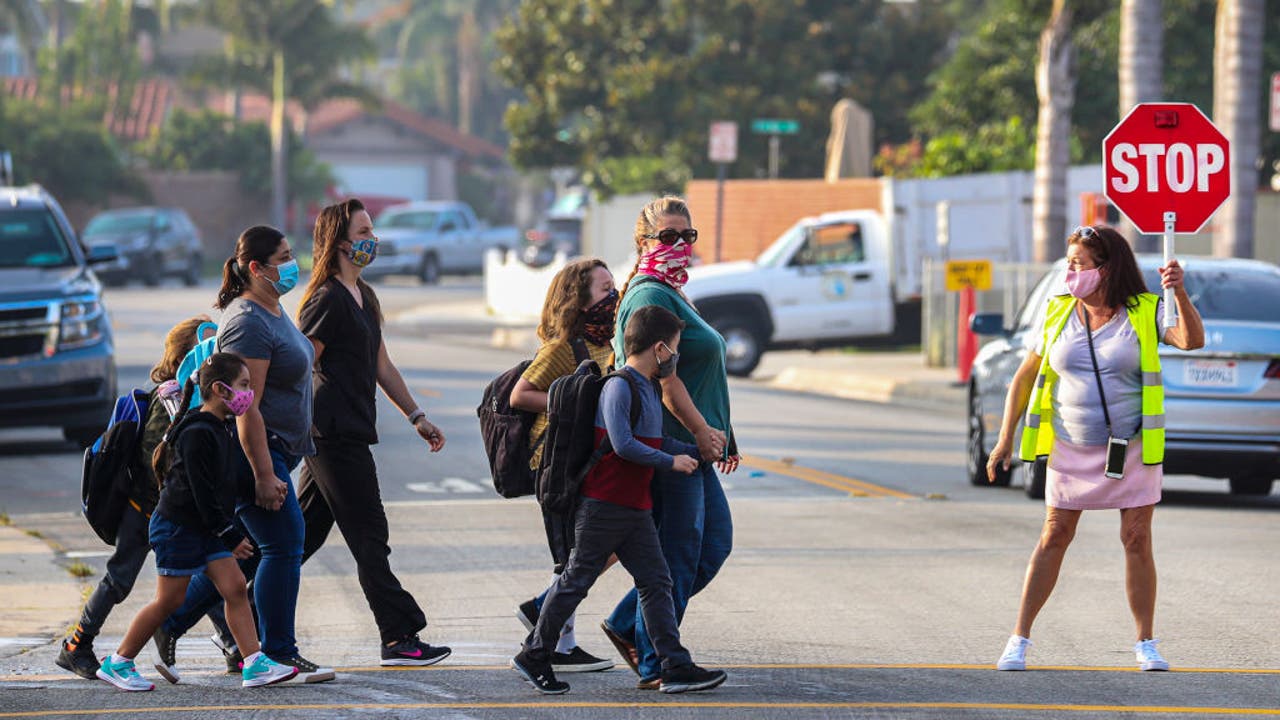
[
  {"left": 986, "top": 225, "right": 1203, "bottom": 673},
  {"left": 296, "top": 198, "right": 452, "bottom": 667}
]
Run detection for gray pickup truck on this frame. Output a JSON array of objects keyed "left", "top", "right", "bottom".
[
  {"left": 362, "top": 201, "right": 519, "bottom": 284},
  {"left": 0, "top": 184, "right": 118, "bottom": 447}
]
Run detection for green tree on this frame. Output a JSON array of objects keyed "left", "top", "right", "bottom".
[
  {"left": 0, "top": 0, "right": 44, "bottom": 70},
  {"left": 192, "top": 0, "right": 375, "bottom": 228},
  {"left": 36, "top": 0, "right": 142, "bottom": 127},
  {"left": 906, "top": 0, "right": 1222, "bottom": 175},
  {"left": 495, "top": 0, "right": 955, "bottom": 195},
  {"left": 0, "top": 98, "right": 146, "bottom": 204},
  {"left": 140, "top": 108, "right": 333, "bottom": 204}
]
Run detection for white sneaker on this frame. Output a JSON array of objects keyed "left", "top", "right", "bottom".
[
  {"left": 1135, "top": 639, "right": 1169, "bottom": 671},
  {"left": 996, "top": 635, "right": 1031, "bottom": 671}
]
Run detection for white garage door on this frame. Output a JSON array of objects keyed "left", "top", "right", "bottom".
[{"left": 331, "top": 163, "right": 429, "bottom": 201}]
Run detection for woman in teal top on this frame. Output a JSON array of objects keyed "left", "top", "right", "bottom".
[{"left": 602, "top": 196, "right": 739, "bottom": 687}]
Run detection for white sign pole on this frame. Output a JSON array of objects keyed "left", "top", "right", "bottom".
[{"left": 1162, "top": 210, "right": 1177, "bottom": 328}]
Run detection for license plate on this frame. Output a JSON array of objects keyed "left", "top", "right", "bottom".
[{"left": 1184, "top": 359, "right": 1238, "bottom": 387}]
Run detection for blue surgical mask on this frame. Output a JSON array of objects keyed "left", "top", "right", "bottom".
[
  {"left": 268, "top": 259, "right": 299, "bottom": 295},
  {"left": 347, "top": 238, "right": 378, "bottom": 268}
]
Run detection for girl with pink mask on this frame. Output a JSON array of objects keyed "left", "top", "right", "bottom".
[
  {"left": 95, "top": 353, "right": 298, "bottom": 692},
  {"left": 986, "top": 225, "right": 1204, "bottom": 674}
]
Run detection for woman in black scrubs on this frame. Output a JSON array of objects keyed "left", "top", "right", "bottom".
[{"left": 296, "top": 198, "right": 451, "bottom": 667}]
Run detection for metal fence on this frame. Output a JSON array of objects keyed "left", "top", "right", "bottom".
[{"left": 921, "top": 259, "right": 1054, "bottom": 368}]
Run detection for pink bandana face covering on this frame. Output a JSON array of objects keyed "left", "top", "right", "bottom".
[{"left": 637, "top": 241, "right": 694, "bottom": 288}]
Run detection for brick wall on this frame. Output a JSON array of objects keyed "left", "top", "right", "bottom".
[{"left": 685, "top": 178, "right": 883, "bottom": 262}]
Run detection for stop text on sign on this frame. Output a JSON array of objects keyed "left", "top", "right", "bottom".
[{"left": 1109, "top": 143, "right": 1226, "bottom": 193}]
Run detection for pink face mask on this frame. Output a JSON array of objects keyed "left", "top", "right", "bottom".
[
  {"left": 637, "top": 241, "right": 695, "bottom": 288},
  {"left": 215, "top": 381, "right": 254, "bottom": 417},
  {"left": 1065, "top": 267, "right": 1102, "bottom": 299}
]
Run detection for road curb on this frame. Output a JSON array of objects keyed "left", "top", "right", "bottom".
[{"left": 767, "top": 366, "right": 965, "bottom": 409}]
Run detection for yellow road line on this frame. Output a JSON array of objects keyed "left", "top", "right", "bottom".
[
  {"left": 13, "top": 661, "right": 1280, "bottom": 683},
  {"left": 741, "top": 455, "right": 914, "bottom": 499},
  {"left": 3, "top": 701, "right": 1280, "bottom": 718}
]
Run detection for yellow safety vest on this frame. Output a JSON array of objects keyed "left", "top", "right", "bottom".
[{"left": 1019, "top": 293, "right": 1165, "bottom": 465}]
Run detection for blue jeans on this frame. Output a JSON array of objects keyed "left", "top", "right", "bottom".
[
  {"left": 606, "top": 462, "right": 732, "bottom": 679},
  {"left": 164, "top": 443, "right": 303, "bottom": 659}
]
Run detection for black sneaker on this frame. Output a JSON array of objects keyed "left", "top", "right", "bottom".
[
  {"left": 55, "top": 639, "right": 99, "bottom": 680},
  {"left": 512, "top": 649, "right": 569, "bottom": 695},
  {"left": 659, "top": 663, "right": 727, "bottom": 694},
  {"left": 515, "top": 598, "right": 539, "bottom": 632},
  {"left": 211, "top": 634, "right": 243, "bottom": 674},
  {"left": 270, "top": 653, "right": 335, "bottom": 683},
  {"left": 151, "top": 627, "right": 181, "bottom": 684},
  {"left": 381, "top": 635, "right": 452, "bottom": 667},
  {"left": 552, "top": 646, "right": 614, "bottom": 673}
]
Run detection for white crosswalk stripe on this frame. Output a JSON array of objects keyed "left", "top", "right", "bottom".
[{"left": 406, "top": 478, "right": 486, "bottom": 494}]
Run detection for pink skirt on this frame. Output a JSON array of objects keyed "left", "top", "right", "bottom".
[{"left": 1045, "top": 436, "right": 1162, "bottom": 510}]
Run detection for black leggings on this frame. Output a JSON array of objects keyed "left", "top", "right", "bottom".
[{"left": 299, "top": 438, "right": 427, "bottom": 644}]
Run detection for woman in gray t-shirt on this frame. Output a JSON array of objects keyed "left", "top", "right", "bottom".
[{"left": 161, "top": 226, "right": 333, "bottom": 684}]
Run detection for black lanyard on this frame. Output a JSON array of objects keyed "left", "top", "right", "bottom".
[{"left": 1081, "top": 306, "right": 1114, "bottom": 436}]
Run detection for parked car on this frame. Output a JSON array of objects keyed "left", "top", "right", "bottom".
[
  {"left": 363, "top": 201, "right": 519, "bottom": 284},
  {"left": 521, "top": 214, "right": 583, "bottom": 268},
  {"left": 967, "top": 255, "right": 1280, "bottom": 498},
  {"left": 0, "top": 184, "right": 118, "bottom": 448},
  {"left": 83, "top": 207, "right": 203, "bottom": 287}
]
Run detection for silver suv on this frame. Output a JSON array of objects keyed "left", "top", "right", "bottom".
[{"left": 0, "top": 185, "right": 118, "bottom": 447}]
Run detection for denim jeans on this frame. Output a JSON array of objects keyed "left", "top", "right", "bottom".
[
  {"left": 606, "top": 462, "right": 732, "bottom": 679},
  {"left": 163, "top": 442, "right": 302, "bottom": 659}
]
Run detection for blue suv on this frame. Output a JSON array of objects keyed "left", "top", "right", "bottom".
[{"left": 0, "top": 185, "right": 118, "bottom": 447}]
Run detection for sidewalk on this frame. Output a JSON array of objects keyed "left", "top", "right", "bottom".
[
  {"left": 0, "top": 524, "right": 82, "bottom": 659},
  {"left": 385, "top": 299, "right": 965, "bottom": 409}
]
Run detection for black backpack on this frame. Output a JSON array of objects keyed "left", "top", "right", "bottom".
[
  {"left": 80, "top": 388, "right": 152, "bottom": 545},
  {"left": 536, "top": 361, "right": 642, "bottom": 514},
  {"left": 478, "top": 339, "right": 590, "bottom": 498}
]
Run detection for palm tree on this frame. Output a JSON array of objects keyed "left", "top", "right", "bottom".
[
  {"left": 1212, "top": 0, "right": 1264, "bottom": 258},
  {"left": 1118, "top": 0, "right": 1163, "bottom": 251},
  {"left": 1031, "top": 0, "right": 1075, "bottom": 263},
  {"left": 198, "top": 0, "right": 375, "bottom": 230}
]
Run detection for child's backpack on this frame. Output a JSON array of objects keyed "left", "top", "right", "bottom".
[
  {"left": 79, "top": 387, "right": 152, "bottom": 545},
  {"left": 175, "top": 322, "right": 218, "bottom": 408},
  {"left": 536, "top": 361, "right": 641, "bottom": 514},
  {"left": 477, "top": 339, "right": 590, "bottom": 498}
]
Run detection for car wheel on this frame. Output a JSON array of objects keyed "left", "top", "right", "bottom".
[
  {"left": 141, "top": 253, "right": 162, "bottom": 287},
  {"left": 1024, "top": 457, "right": 1047, "bottom": 499},
  {"left": 183, "top": 255, "right": 202, "bottom": 287},
  {"left": 710, "top": 318, "right": 764, "bottom": 377},
  {"left": 968, "top": 387, "right": 1010, "bottom": 486},
  {"left": 1228, "top": 475, "right": 1273, "bottom": 496},
  {"left": 419, "top": 253, "right": 441, "bottom": 285},
  {"left": 63, "top": 426, "right": 101, "bottom": 450}
]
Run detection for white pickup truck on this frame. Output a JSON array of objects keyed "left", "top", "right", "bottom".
[
  {"left": 683, "top": 210, "right": 917, "bottom": 376},
  {"left": 365, "top": 201, "right": 519, "bottom": 284}
]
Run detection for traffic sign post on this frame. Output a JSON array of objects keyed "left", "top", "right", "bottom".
[
  {"left": 751, "top": 119, "right": 798, "bottom": 180},
  {"left": 945, "top": 259, "right": 992, "bottom": 384},
  {"left": 1103, "top": 102, "right": 1231, "bottom": 328},
  {"left": 708, "top": 122, "right": 738, "bottom": 263}
]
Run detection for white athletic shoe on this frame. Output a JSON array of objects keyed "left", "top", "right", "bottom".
[
  {"left": 1135, "top": 639, "right": 1169, "bottom": 671},
  {"left": 996, "top": 635, "right": 1031, "bottom": 671}
]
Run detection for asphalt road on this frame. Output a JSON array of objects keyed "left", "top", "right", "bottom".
[{"left": 1, "top": 279, "right": 1277, "bottom": 720}]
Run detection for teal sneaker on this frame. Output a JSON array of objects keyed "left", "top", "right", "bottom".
[
  {"left": 241, "top": 653, "right": 298, "bottom": 688},
  {"left": 96, "top": 655, "right": 154, "bottom": 692}
]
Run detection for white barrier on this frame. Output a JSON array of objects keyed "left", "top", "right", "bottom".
[{"left": 483, "top": 248, "right": 570, "bottom": 323}]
